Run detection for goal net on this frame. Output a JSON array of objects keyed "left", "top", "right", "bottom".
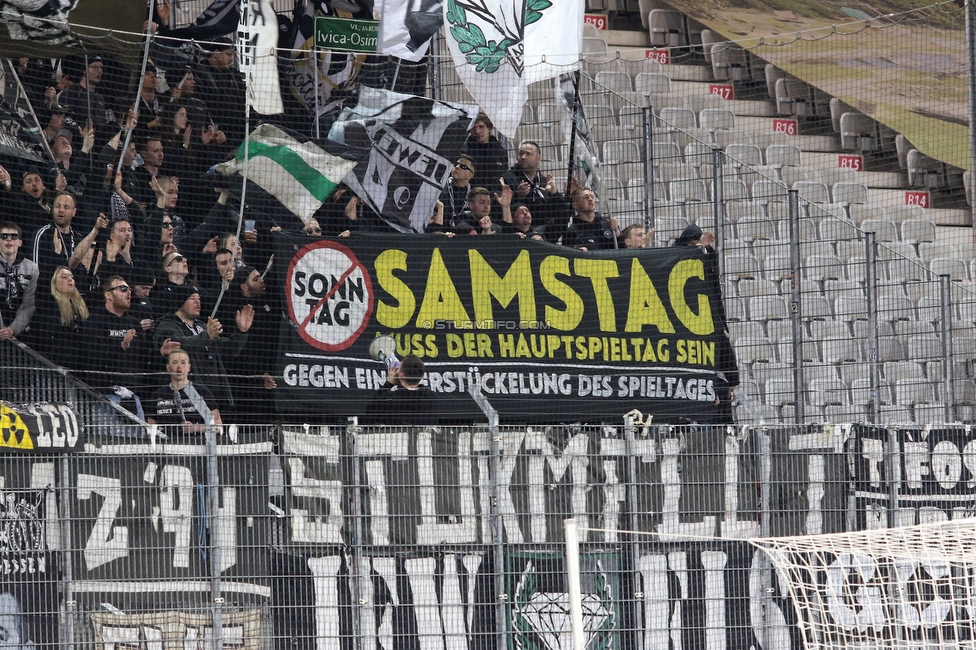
[{"left": 749, "top": 518, "right": 976, "bottom": 650}]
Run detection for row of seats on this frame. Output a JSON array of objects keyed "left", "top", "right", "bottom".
[{"left": 725, "top": 289, "right": 976, "bottom": 326}]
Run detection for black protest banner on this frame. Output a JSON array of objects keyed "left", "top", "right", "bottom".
[
  {"left": 0, "top": 401, "right": 84, "bottom": 453},
  {"left": 274, "top": 233, "right": 735, "bottom": 423},
  {"left": 66, "top": 432, "right": 271, "bottom": 609},
  {"left": 849, "top": 424, "right": 976, "bottom": 528}
]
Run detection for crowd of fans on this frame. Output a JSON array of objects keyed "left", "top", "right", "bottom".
[{"left": 1, "top": 45, "right": 714, "bottom": 430}]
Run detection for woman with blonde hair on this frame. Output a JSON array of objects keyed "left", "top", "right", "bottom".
[{"left": 27, "top": 266, "right": 90, "bottom": 368}]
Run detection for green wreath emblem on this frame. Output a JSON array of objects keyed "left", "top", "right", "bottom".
[{"left": 446, "top": 0, "right": 553, "bottom": 75}]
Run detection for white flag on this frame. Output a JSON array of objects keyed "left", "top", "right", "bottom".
[
  {"left": 237, "top": 0, "right": 284, "bottom": 115},
  {"left": 217, "top": 124, "right": 360, "bottom": 221},
  {"left": 443, "top": 0, "right": 583, "bottom": 137},
  {"left": 376, "top": 0, "right": 443, "bottom": 62}
]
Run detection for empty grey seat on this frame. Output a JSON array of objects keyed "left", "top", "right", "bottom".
[
  {"left": 635, "top": 72, "right": 672, "bottom": 96},
  {"left": 710, "top": 42, "right": 750, "bottom": 81},
  {"left": 648, "top": 9, "right": 687, "bottom": 46},
  {"left": 840, "top": 112, "right": 879, "bottom": 151}
]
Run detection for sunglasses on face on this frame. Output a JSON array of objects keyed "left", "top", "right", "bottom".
[
  {"left": 109, "top": 285, "right": 130, "bottom": 293},
  {"left": 168, "top": 256, "right": 186, "bottom": 264},
  {"left": 304, "top": 228, "right": 322, "bottom": 235},
  {"left": 0, "top": 233, "right": 20, "bottom": 240},
  {"left": 454, "top": 162, "right": 472, "bottom": 172},
  {"left": 162, "top": 222, "right": 175, "bottom": 229}
]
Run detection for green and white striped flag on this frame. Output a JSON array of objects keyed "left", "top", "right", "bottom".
[{"left": 218, "top": 124, "right": 360, "bottom": 221}]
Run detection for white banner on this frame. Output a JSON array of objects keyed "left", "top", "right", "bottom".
[
  {"left": 443, "top": 0, "right": 583, "bottom": 137},
  {"left": 237, "top": 0, "right": 284, "bottom": 115}
]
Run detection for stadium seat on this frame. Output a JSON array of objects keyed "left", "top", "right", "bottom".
[
  {"left": 779, "top": 340, "right": 820, "bottom": 364},
  {"left": 894, "top": 378, "right": 936, "bottom": 405},
  {"left": 669, "top": 179, "right": 709, "bottom": 203},
  {"left": 635, "top": 72, "right": 672, "bottom": 96},
  {"left": 595, "top": 71, "right": 633, "bottom": 92},
  {"left": 699, "top": 108, "right": 736, "bottom": 132},
  {"left": 648, "top": 9, "right": 687, "bottom": 46},
  {"left": 839, "top": 112, "right": 879, "bottom": 151},
  {"left": 764, "top": 145, "right": 802, "bottom": 168},
  {"left": 809, "top": 379, "right": 851, "bottom": 408},
  {"left": 729, "top": 321, "right": 765, "bottom": 342},
  {"left": 603, "top": 141, "right": 642, "bottom": 163},
  {"left": 831, "top": 182, "right": 869, "bottom": 205},
  {"left": 710, "top": 43, "right": 750, "bottom": 81},
  {"left": 781, "top": 166, "right": 818, "bottom": 187},
  {"left": 886, "top": 205, "right": 927, "bottom": 225},
  {"left": 725, "top": 144, "right": 763, "bottom": 167},
  {"left": 820, "top": 167, "right": 859, "bottom": 187},
  {"left": 829, "top": 98, "right": 855, "bottom": 133},
  {"left": 582, "top": 37, "right": 608, "bottom": 53},
  {"left": 749, "top": 295, "right": 790, "bottom": 323},
  {"left": 686, "top": 93, "right": 727, "bottom": 115},
  {"left": 907, "top": 149, "right": 944, "bottom": 188},
  {"left": 713, "top": 129, "right": 756, "bottom": 149},
  {"left": 811, "top": 320, "right": 851, "bottom": 341},
  {"left": 792, "top": 181, "right": 830, "bottom": 204},
  {"left": 726, "top": 200, "right": 764, "bottom": 225},
  {"left": 819, "top": 218, "right": 860, "bottom": 244},
  {"left": 918, "top": 242, "right": 955, "bottom": 264},
  {"left": 860, "top": 219, "right": 899, "bottom": 243},
  {"left": 725, "top": 296, "right": 747, "bottom": 322},
  {"left": 849, "top": 203, "right": 887, "bottom": 227},
  {"left": 719, "top": 179, "right": 750, "bottom": 202},
  {"left": 737, "top": 338, "right": 776, "bottom": 366},
  {"left": 930, "top": 258, "right": 969, "bottom": 282},
  {"left": 751, "top": 180, "right": 789, "bottom": 204},
  {"left": 736, "top": 218, "right": 776, "bottom": 243},
  {"left": 900, "top": 219, "right": 936, "bottom": 245},
  {"left": 737, "top": 278, "right": 780, "bottom": 299},
  {"left": 914, "top": 402, "right": 948, "bottom": 424},
  {"left": 649, "top": 91, "right": 686, "bottom": 114},
  {"left": 775, "top": 77, "right": 811, "bottom": 116},
  {"left": 822, "top": 338, "right": 861, "bottom": 365},
  {"left": 765, "top": 378, "right": 797, "bottom": 409},
  {"left": 660, "top": 161, "right": 699, "bottom": 183},
  {"left": 658, "top": 107, "right": 697, "bottom": 130},
  {"left": 804, "top": 255, "right": 845, "bottom": 283}
]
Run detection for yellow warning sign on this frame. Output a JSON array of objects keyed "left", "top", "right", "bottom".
[{"left": 0, "top": 402, "right": 34, "bottom": 450}]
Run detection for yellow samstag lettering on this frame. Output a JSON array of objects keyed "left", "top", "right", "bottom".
[
  {"left": 624, "top": 258, "right": 675, "bottom": 333},
  {"left": 574, "top": 258, "right": 619, "bottom": 332},
  {"left": 669, "top": 259, "right": 714, "bottom": 335},
  {"left": 469, "top": 249, "right": 537, "bottom": 325},
  {"left": 539, "top": 256, "right": 583, "bottom": 331},
  {"left": 375, "top": 249, "right": 415, "bottom": 328},
  {"left": 415, "top": 248, "right": 470, "bottom": 328}
]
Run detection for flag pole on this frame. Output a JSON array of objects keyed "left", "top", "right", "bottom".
[
  {"left": 210, "top": 0, "right": 251, "bottom": 320},
  {"left": 565, "top": 69, "right": 581, "bottom": 193},
  {"left": 116, "top": 0, "right": 157, "bottom": 174}
]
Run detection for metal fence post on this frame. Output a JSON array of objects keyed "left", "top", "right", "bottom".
[
  {"left": 940, "top": 275, "right": 956, "bottom": 421},
  {"left": 787, "top": 189, "right": 804, "bottom": 422},
  {"left": 467, "top": 386, "right": 507, "bottom": 649},
  {"left": 758, "top": 426, "right": 773, "bottom": 649},
  {"left": 711, "top": 147, "right": 724, "bottom": 271},
  {"left": 966, "top": 0, "right": 976, "bottom": 249},
  {"left": 887, "top": 426, "right": 900, "bottom": 529},
  {"left": 346, "top": 424, "right": 366, "bottom": 650},
  {"left": 205, "top": 429, "right": 224, "bottom": 650},
  {"left": 59, "top": 454, "right": 75, "bottom": 650},
  {"left": 865, "top": 232, "right": 881, "bottom": 423},
  {"left": 643, "top": 106, "right": 655, "bottom": 228}
]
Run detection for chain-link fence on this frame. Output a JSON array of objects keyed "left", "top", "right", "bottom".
[{"left": 6, "top": 421, "right": 974, "bottom": 650}]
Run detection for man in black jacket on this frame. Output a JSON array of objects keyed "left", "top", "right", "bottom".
[
  {"left": 500, "top": 141, "right": 570, "bottom": 242},
  {"left": 370, "top": 354, "right": 436, "bottom": 425},
  {"left": 461, "top": 113, "right": 508, "bottom": 195},
  {"left": 563, "top": 188, "right": 619, "bottom": 250},
  {"left": 154, "top": 284, "right": 253, "bottom": 419}
]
